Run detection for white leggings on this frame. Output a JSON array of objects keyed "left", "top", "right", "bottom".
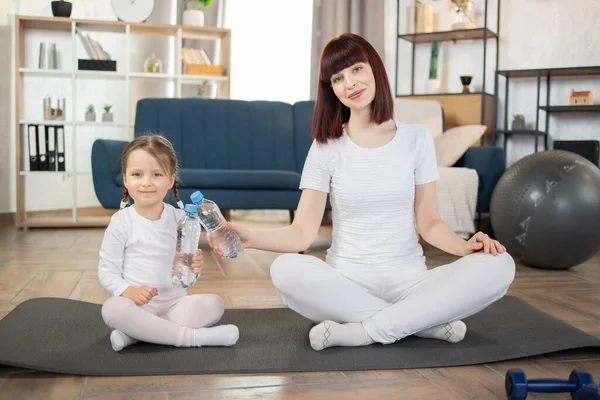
[
  {"left": 101, "top": 294, "right": 225, "bottom": 347},
  {"left": 270, "top": 251, "right": 515, "bottom": 344}
]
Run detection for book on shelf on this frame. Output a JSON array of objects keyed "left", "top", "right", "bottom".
[
  {"left": 76, "top": 28, "right": 111, "bottom": 60},
  {"left": 26, "top": 123, "right": 65, "bottom": 172}
]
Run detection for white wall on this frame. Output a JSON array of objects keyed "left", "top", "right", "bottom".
[
  {"left": 223, "top": 0, "right": 313, "bottom": 104},
  {"left": 389, "top": 0, "right": 600, "bottom": 167}
]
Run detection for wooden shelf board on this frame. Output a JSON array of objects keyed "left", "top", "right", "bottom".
[
  {"left": 14, "top": 16, "right": 232, "bottom": 228},
  {"left": 129, "top": 72, "right": 177, "bottom": 80},
  {"left": 21, "top": 215, "right": 111, "bottom": 228},
  {"left": 20, "top": 120, "right": 71, "bottom": 125},
  {"left": 129, "top": 23, "right": 178, "bottom": 36},
  {"left": 18, "top": 15, "right": 72, "bottom": 31},
  {"left": 181, "top": 74, "right": 229, "bottom": 83},
  {"left": 75, "top": 71, "right": 127, "bottom": 78},
  {"left": 540, "top": 105, "right": 600, "bottom": 112},
  {"left": 19, "top": 68, "right": 71, "bottom": 76},
  {"left": 75, "top": 122, "right": 132, "bottom": 128},
  {"left": 181, "top": 27, "right": 229, "bottom": 40},
  {"left": 19, "top": 171, "right": 92, "bottom": 176},
  {"left": 396, "top": 92, "right": 494, "bottom": 98},
  {"left": 496, "top": 129, "right": 547, "bottom": 136},
  {"left": 398, "top": 28, "right": 497, "bottom": 44},
  {"left": 498, "top": 66, "right": 600, "bottom": 78},
  {"left": 17, "top": 15, "right": 231, "bottom": 38},
  {"left": 75, "top": 20, "right": 127, "bottom": 34}
]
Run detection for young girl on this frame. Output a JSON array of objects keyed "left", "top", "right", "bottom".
[{"left": 98, "top": 134, "right": 239, "bottom": 352}]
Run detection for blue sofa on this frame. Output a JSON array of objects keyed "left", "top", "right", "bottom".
[{"left": 91, "top": 98, "right": 505, "bottom": 214}]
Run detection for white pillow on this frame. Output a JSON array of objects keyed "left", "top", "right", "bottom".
[{"left": 434, "top": 125, "right": 487, "bottom": 167}]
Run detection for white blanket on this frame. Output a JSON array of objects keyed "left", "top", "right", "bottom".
[{"left": 436, "top": 166, "right": 478, "bottom": 238}]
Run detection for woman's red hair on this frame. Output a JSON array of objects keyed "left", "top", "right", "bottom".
[{"left": 312, "top": 33, "right": 393, "bottom": 144}]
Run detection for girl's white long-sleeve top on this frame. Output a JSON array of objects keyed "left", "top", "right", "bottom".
[{"left": 98, "top": 203, "right": 187, "bottom": 300}]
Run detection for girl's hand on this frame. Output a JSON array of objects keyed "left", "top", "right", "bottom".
[
  {"left": 466, "top": 231, "right": 506, "bottom": 256},
  {"left": 191, "top": 249, "right": 203, "bottom": 275},
  {"left": 121, "top": 285, "right": 158, "bottom": 305},
  {"left": 207, "top": 221, "right": 251, "bottom": 260}
]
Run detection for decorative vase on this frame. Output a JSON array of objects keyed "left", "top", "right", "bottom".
[
  {"left": 51, "top": 0, "right": 72, "bottom": 18},
  {"left": 102, "top": 112, "right": 113, "bottom": 122},
  {"left": 460, "top": 75, "right": 473, "bottom": 93},
  {"left": 512, "top": 119, "right": 526, "bottom": 131},
  {"left": 85, "top": 112, "right": 96, "bottom": 122},
  {"left": 144, "top": 53, "right": 163, "bottom": 73},
  {"left": 451, "top": 3, "right": 475, "bottom": 30},
  {"left": 183, "top": 9, "right": 205, "bottom": 26}
]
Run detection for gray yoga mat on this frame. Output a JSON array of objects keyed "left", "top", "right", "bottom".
[{"left": 0, "top": 296, "right": 598, "bottom": 376}]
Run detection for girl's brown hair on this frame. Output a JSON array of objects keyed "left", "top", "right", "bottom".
[
  {"left": 312, "top": 33, "right": 393, "bottom": 144},
  {"left": 120, "top": 134, "right": 180, "bottom": 204}
]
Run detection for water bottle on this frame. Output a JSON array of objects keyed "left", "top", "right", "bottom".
[
  {"left": 172, "top": 204, "right": 202, "bottom": 288},
  {"left": 190, "top": 191, "right": 243, "bottom": 259}
]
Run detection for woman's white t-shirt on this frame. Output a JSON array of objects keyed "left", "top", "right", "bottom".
[{"left": 299, "top": 120, "right": 439, "bottom": 270}]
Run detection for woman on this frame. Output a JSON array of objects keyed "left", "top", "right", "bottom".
[{"left": 210, "top": 33, "right": 515, "bottom": 351}]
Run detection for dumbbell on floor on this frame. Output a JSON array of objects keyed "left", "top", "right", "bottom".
[{"left": 505, "top": 368, "right": 600, "bottom": 400}]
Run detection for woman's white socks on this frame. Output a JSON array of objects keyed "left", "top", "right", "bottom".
[
  {"left": 309, "top": 321, "right": 375, "bottom": 351},
  {"left": 414, "top": 320, "right": 467, "bottom": 343}
]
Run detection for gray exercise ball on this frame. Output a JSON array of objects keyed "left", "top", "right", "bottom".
[{"left": 490, "top": 150, "right": 600, "bottom": 269}]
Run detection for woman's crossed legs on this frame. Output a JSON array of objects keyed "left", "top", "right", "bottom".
[{"left": 270, "top": 252, "right": 515, "bottom": 350}]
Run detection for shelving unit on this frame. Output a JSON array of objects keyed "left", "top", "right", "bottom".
[
  {"left": 494, "top": 66, "right": 600, "bottom": 159},
  {"left": 13, "top": 15, "right": 232, "bottom": 228},
  {"left": 395, "top": 0, "right": 500, "bottom": 145}
]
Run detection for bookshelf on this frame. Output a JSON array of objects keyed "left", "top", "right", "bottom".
[
  {"left": 13, "top": 15, "right": 232, "bottom": 228},
  {"left": 494, "top": 66, "right": 600, "bottom": 160},
  {"left": 395, "top": 0, "right": 500, "bottom": 145}
]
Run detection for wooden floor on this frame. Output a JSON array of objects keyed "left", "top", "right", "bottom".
[{"left": 0, "top": 217, "right": 599, "bottom": 399}]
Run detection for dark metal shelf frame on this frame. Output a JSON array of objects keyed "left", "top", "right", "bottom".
[
  {"left": 395, "top": 0, "right": 501, "bottom": 146},
  {"left": 493, "top": 66, "right": 600, "bottom": 161}
]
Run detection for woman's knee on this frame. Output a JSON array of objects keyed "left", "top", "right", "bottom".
[
  {"left": 269, "top": 253, "right": 307, "bottom": 291},
  {"left": 101, "top": 296, "right": 134, "bottom": 328},
  {"left": 487, "top": 251, "right": 516, "bottom": 292}
]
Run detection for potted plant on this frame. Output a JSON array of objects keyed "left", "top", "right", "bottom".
[
  {"left": 102, "top": 105, "right": 113, "bottom": 122},
  {"left": 183, "top": 0, "right": 212, "bottom": 26},
  {"left": 427, "top": 40, "right": 440, "bottom": 93},
  {"left": 85, "top": 105, "right": 96, "bottom": 122},
  {"left": 512, "top": 114, "right": 526, "bottom": 130},
  {"left": 51, "top": 0, "right": 72, "bottom": 18}
]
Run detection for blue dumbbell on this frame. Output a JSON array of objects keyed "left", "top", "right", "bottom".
[{"left": 505, "top": 368, "right": 599, "bottom": 400}]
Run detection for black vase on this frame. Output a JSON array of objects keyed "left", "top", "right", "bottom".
[
  {"left": 51, "top": 1, "right": 72, "bottom": 18},
  {"left": 460, "top": 75, "right": 473, "bottom": 93}
]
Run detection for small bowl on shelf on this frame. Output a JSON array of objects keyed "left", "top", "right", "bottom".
[{"left": 51, "top": 1, "right": 72, "bottom": 18}]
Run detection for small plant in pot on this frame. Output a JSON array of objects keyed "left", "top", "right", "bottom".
[
  {"left": 51, "top": 0, "right": 73, "bottom": 18},
  {"left": 512, "top": 114, "right": 526, "bottom": 130},
  {"left": 85, "top": 105, "right": 96, "bottom": 122},
  {"left": 102, "top": 105, "right": 113, "bottom": 122},
  {"left": 183, "top": 0, "right": 212, "bottom": 26}
]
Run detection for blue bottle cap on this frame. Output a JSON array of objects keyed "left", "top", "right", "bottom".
[
  {"left": 190, "top": 191, "right": 204, "bottom": 204},
  {"left": 184, "top": 204, "right": 197, "bottom": 213}
]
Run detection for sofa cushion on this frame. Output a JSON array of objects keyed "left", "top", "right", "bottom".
[
  {"left": 179, "top": 169, "right": 301, "bottom": 190},
  {"left": 434, "top": 125, "right": 487, "bottom": 167},
  {"left": 116, "top": 169, "right": 301, "bottom": 190},
  {"left": 393, "top": 98, "right": 444, "bottom": 139},
  {"left": 134, "top": 98, "right": 297, "bottom": 173}
]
